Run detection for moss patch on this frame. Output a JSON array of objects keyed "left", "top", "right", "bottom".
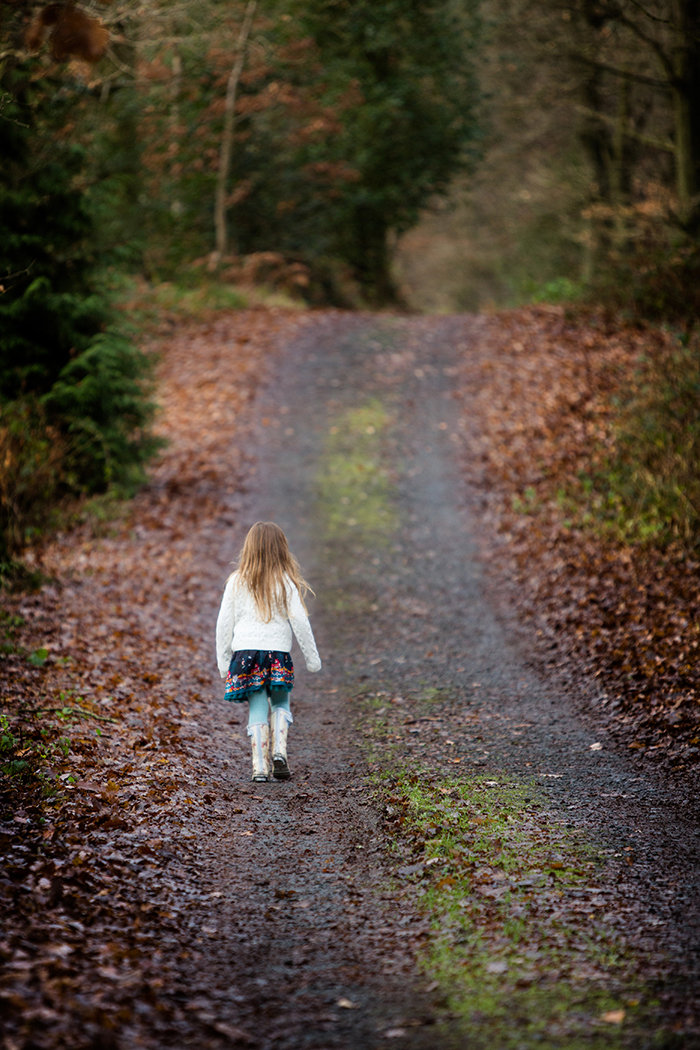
[
  {"left": 315, "top": 398, "right": 397, "bottom": 545},
  {"left": 361, "top": 698, "right": 675, "bottom": 1048}
]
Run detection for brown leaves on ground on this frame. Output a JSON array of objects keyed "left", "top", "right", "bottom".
[{"left": 456, "top": 306, "right": 699, "bottom": 778}]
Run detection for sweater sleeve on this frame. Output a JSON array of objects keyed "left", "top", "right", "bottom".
[
  {"left": 287, "top": 583, "right": 322, "bottom": 672},
  {"left": 215, "top": 576, "right": 237, "bottom": 678}
]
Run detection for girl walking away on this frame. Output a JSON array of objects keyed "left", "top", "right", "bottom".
[{"left": 216, "top": 522, "right": 322, "bottom": 782}]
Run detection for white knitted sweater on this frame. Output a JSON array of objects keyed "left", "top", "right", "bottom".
[{"left": 215, "top": 572, "right": 322, "bottom": 679}]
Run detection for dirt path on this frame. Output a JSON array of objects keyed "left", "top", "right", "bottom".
[
  {"left": 166, "top": 312, "right": 698, "bottom": 1046},
  {"left": 3, "top": 311, "right": 698, "bottom": 1049}
]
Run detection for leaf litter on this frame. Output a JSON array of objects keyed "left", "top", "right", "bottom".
[
  {"left": 0, "top": 308, "right": 317, "bottom": 1048},
  {"left": 453, "top": 306, "right": 699, "bottom": 782}
]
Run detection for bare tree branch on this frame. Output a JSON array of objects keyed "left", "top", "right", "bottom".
[
  {"left": 622, "top": 0, "right": 672, "bottom": 27},
  {"left": 576, "top": 104, "right": 675, "bottom": 152},
  {"left": 613, "top": 11, "right": 676, "bottom": 81},
  {"left": 572, "top": 52, "right": 670, "bottom": 90}
]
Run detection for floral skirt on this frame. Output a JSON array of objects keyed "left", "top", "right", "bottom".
[{"left": 225, "top": 649, "right": 294, "bottom": 703}]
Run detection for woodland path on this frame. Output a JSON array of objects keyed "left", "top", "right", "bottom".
[
  {"left": 160, "top": 312, "right": 698, "bottom": 1047},
  {"left": 4, "top": 310, "right": 698, "bottom": 1049}
]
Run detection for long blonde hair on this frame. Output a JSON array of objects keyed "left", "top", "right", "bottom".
[{"left": 232, "top": 521, "right": 312, "bottom": 621}]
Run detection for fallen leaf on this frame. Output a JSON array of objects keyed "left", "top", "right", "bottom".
[{"left": 601, "top": 1009, "right": 626, "bottom": 1024}]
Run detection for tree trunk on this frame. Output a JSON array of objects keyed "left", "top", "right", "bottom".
[
  {"left": 577, "top": 60, "right": 613, "bottom": 279},
  {"left": 670, "top": 0, "right": 700, "bottom": 226},
  {"left": 212, "top": 0, "right": 257, "bottom": 268},
  {"left": 674, "top": 86, "right": 694, "bottom": 213},
  {"left": 169, "top": 50, "right": 183, "bottom": 220},
  {"left": 351, "top": 206, "right": 399, "bottom": 305}
]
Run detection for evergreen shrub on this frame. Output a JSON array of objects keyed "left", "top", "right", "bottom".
[
  {"left": 0, "top": 62, "right": 159, "bottom": 565},
  {"left": 44, "top": 330, "right": 160, "bottom": 494}
]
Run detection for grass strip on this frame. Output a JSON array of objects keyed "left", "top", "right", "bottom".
[{"left": 361, "top": 701, "right": 676, "bottom": 1048}]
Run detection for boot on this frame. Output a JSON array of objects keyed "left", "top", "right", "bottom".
[
  {"left": 271, "top": 708, "right": 292, "bottom": 781},
  {"left": 249, "top": 723, "right": 270, "bottom": 782}
]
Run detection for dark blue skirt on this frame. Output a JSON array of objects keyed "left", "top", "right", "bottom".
[{"left": 225, "top": 649, "right": 294, "bottom": 703}]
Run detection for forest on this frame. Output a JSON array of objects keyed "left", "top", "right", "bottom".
[
  {"left": 1, "top": 0, "right": 699, "bottom": 564},
  {"left": 1, "top": 3, "right": 699, "bottom": 1047}
]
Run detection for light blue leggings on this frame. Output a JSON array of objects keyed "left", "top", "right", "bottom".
[{"left": 246, "top": 686, "right": 292, "bottom": 732}]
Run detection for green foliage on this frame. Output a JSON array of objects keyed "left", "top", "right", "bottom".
[
  {"left": 270, "top": 0, "right": 480, "bottom": 299},
  {"left": 0, "top": 713, "right": 19, "bottom": 760},
  {"left": 0, "top": 709, "right": 71, "bottom": 792},
  {"left": 0, "top": 610, "right": 24, "bottom": 654},
  {"left": 81, "top": 76, "right": 146, "bottom": 272},
  {"left": 7, "top": 2, "right": 480, "bottom": 304},
  {"left": 43, "top": 330, "right": 160, "bottom": 494},
  {"left": 135, "top": 276, "right": 249, "bottom": 319},
  {"left": 129, "top": 0, "right": 480, "bottom": 298},
  {"left": 0, "top": 67, "right": 106, "bottom": 398},
  {"left": 525, "top": 276, "right": 585, "bottom": 307},
  {"left": 28, "top": 648, "right": 49, "bottom": 667},
  {"left": 0, "top": 59, "right": 159, "bottom": 561},
  {"left": 590, "top": 334, "right": 700, "bottom": 550}
]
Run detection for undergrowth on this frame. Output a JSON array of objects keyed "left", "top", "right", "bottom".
[
  {"left": 545, "top": 325, "right": 700, "bottom": 558},
  {"left": 0, "top": 266, "right": 280, "bottom": 573},
  {"left": 0, "top": 686, "right": 118, "bottom": 817},
  {"left": 0, "top": 706, "right": 72, "bottom": 802},
  {"left": 586, "top": 331, "right": 700, "bottom": 551},
  {"left": 113, "top": 270, "right": 304, "bottom": 330},
  {"left": 130, "top": 277, "right": 249, "bottom": 322}
]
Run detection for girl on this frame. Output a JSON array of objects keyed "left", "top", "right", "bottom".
[{"left": 216, "top": 522, "right": 321, "bottom": 782}]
